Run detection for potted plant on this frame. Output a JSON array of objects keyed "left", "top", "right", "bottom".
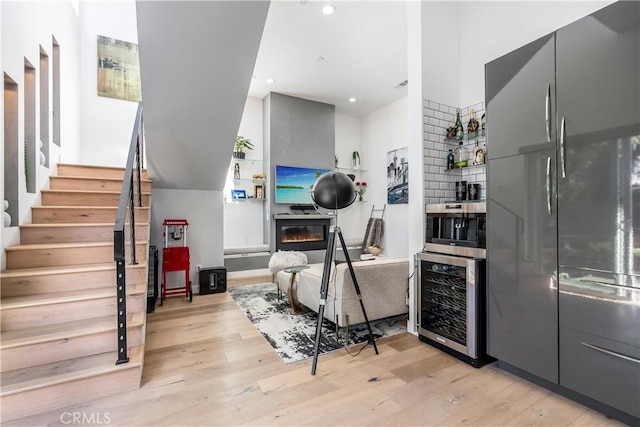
[{"left": 233, "top": 136, "right": 254, "bottom": 159}]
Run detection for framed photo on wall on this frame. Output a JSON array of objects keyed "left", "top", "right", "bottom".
[
  {"left": 254, "top": 185, "right": 264, "bottom": 199},
  {"left": 231, "top": 189, "right": 246, "bottom": 200}
]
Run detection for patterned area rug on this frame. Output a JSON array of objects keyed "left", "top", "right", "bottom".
[{"left": 228, "top": 282, "right": 407, "bottom": 364}]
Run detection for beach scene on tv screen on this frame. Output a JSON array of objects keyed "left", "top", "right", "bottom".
[{"left": 275, "top": 165, "right": 329, "bottom": 204}]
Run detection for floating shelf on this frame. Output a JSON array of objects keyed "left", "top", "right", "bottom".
[
  {"left": 444, "top": 164, "right": 486, "bottom": 173},
  {"left": 335, "top": 166, "right": 368, "bottom": 173},
  {"left": 445, "top": 129, "right": 486, "bottom": 143}
]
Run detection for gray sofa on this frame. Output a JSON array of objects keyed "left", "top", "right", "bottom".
[{"left": 276, "top": 257, "right": 410, "bottom": 327}]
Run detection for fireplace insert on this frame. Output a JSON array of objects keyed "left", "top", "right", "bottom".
[{"left": 275, "top": 217, "right": 331, "bottom": 252}]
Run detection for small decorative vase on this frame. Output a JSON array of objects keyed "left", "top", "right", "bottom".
[
  {"left": 39, "top": 141, "right": 46, "bottom": 165},
  {"left": 3, "top": 200, "right": 11, "bottom": 227}
]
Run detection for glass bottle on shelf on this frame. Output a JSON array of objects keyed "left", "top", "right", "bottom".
[
  {"left": 454, "top": 141, "right": 467, "bottom": 168},
  {"left": 447, "top": 149, "right": 455, "bottom": 170},
  {"left": 454, "top": 109, "right": 464, "bottom": 139},
  {"left": 467, "top": 109, "right": 479, "bottom": 134},
  {"left": 472, "top": 139, "right": 485, "bottom": 165},
  {"left": 481, "top": 112, "right": 486, "bottom": 130}
]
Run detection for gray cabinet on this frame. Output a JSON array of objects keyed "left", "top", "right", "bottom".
[
  {"left": 486, "top": 1, "right": 640, "bottom": 420},
  {"left": 487, "top": 150, "right": 558, "bottom": 383},
  {"left": 485, "top": 33, "right": 556, "bottom": 159},
  {"left": 555, "top": 2, "right": 640, "bottom": 418}
]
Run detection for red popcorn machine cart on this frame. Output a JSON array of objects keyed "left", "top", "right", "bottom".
[{"left": 161, "top": 219, "right": 192, "bottom": 305}]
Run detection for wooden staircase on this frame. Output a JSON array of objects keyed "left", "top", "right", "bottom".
[{"left": 0, "top": 164, "right": 152, "bottom": 422}]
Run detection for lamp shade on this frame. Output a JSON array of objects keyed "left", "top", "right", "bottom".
[{"left": 311, "top": 171, "right": 357, "bottom": 210}]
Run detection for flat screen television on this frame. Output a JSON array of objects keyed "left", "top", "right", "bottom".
[{"left": 275, "top": 165, "right": 330, "bottom": 204}]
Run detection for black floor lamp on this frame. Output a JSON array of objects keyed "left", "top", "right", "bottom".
[{"left": 310, "top": 171, "right": 379, "bottom": 375}]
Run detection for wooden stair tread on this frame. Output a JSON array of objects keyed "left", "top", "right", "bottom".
[
  {"left": 57, "top": 163, "right": 128, "bottom": 171},
  {"left": 0, "top": 345, "right": 143, "bottom": 394},
  {"left": 52, "top": 175, "right": 151, "bottom": 183},
  {"left": 0, "top": 261, "right": 147, "bottom": 279},
  {"left": 1, "top": 313, "right": 144, "bottom": 349},
  {"left": 41, "top": 189, "right": 151, "bottom": 195},
  {"left": 5, "top": 241, "right": 148, "bottom": 251},
  {"left": 1, "top": 284, "right": 146, "bottom": 309},
  {"left": 57, "top": 163, "right": 147, "bottom": 173},
  {"left": 20, "top": 222, "right": 150, "bottom": 228},
  {"left": 32, "top": 205, "right": 150, "bottom": 210}
]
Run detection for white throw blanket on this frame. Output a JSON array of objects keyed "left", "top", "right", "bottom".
[{"left": 268, "top": 251, "right": 308, "bottom": 274}]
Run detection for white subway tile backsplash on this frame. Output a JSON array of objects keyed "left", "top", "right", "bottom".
[
  {"left": 427, "top": 117, "right": 439, "bottom": 126},
  {"left": 423, "top": 99, "right": 487, "bottom": 204}
]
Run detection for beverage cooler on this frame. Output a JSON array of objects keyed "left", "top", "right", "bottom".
[{"left": 416, "top": 251, "right": 490, "bottom": 367}]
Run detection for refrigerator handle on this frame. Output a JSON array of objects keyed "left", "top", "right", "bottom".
[
  {"left": 560, "top": 117, "right": 566, "bottom": 178},
  {"left": 545, "top": 84, "right": 551, "bottom": 143},
  {"left": 546, "top": 156, "right": 552, "bottom": 216}
]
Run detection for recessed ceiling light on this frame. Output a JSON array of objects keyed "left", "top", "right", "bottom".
[
  {"left": 316, "top": 56, "right": 325, "bottom": 62},
  {"left": 266, "top": 78, "right": 275, "bottom": 84},
  {"left": 349, "top": 97, "right": 356, "bottom": 103},
  {"left": 322, "top": 4, "right": 335, "bottom": 15}
]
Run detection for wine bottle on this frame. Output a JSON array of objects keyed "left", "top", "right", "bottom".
[
  {"left": 454, "top": 109, "right": 464, "bottom": 139},
  {"left": 481, "top": 112, "right": 486, "bottom": 130},
  {"left": 447, "top": 149, "right": 455, "bottom": 170},
  {"left": 467, "top": 109, "right": 479, "bottom": 134}
]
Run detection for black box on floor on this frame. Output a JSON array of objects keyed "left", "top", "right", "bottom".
[{"left": 199, "top": 267, "right": 227, "bottom": 294}]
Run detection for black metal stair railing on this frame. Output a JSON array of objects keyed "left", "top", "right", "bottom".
[{"left": 113, "top": 102, "right": 144, "bottom": 365}]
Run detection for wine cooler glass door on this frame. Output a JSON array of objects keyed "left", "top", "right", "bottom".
[{"left": 417, "top": 252, "right": 478, "bottom": 358}]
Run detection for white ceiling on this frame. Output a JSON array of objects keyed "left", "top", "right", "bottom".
[{"left": 248, "top": 0, "right": 409, "bottom": 117}]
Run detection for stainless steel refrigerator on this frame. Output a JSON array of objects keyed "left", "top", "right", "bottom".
[{"left": 485, "top": 1, "right": 639, "bottom": 421}]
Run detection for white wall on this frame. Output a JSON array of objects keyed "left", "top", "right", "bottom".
[
  {"left": 421, "top": 1, "right": 461, "bottom": 107},
  {"left": 459, "top": 0, "right": 614, "bottom": 107},
  {"left": 151, "top": 189, "right": 224, "bottom": 292},
  {"left": 361, "top": 96, "right": 409, "bottom": 259},
  {"left": 406, "top": 0, "right": 426, "bottom": 334},
  {"left": 78, "top": 0, "right": 139, "bottom": 167},
  {"left": 2, "top": 1, "right": 81, "bottom": 269},
  {"left": 223, "top": 96, "right": 265, "bottom": 248},
  {"left": 334, "top": 113, "right": 366, "bottom": 243}
]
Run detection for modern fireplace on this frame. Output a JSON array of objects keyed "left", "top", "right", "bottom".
[{"left": 274, "top": 215, "right": 331, "bottom": 252}]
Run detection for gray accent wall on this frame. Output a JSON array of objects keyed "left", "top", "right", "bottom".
[{"left": 264, "top": 92, "right": 335, "bottom": 253}]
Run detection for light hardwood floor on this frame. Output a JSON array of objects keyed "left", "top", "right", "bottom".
[{"left": 5, "top": 276, "right": 625, "bottom": 427}]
